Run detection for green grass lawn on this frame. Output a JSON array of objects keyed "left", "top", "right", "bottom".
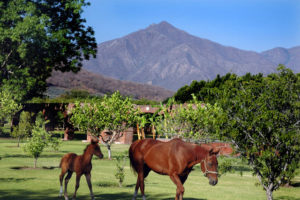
[{"left": 0, "top": 138, "right": 299, "bottom": 200}]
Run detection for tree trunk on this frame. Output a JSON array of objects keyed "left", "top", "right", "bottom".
[
  {"left": 107, "top": 144, "right": 112, "bottom": 160},
  {"left": 141, "top": 128, "right": 145, "bottom": 139},
  {"left": 34, "top": 157, "right": 37, "bottom": 168},
  {"left": 17, "top": 137, "right": 20, "bottom": 147},
  {"left": 152, "top": 125, "right": 156, "bottom": 139},
  {"left": 266, "top": 188, "right": 273, "bottom": 200},
  {"left": 137, "top": 124, "right": 141, "bottom": 140}
]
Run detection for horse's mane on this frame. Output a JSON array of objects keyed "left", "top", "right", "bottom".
[{"left": 83, "top": 143, "right": 92, "bottom": 154}]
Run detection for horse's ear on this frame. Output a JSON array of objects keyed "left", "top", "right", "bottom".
[{"left": 209, "top": 148, "right": 220, "bottom": 156}]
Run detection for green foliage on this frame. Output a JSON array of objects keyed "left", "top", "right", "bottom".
[
  {"left": 218, "top": 158, "right": 234, "bottom": 175},
  {"left": 23, "top": 112, "right": 61, "bottom": 168},
  {"left": 71, "top": 91, "right": 139, "bottom": 159},
  {"left": 114, "top": 151, "right": 127, "bottom": 187},
  {"left": 11, "top": 111, "right": 32, "bottom": 146},
  {"left": 174, "top": 73, "right": 264, "bottom": 104},
  {"left": 155, "top": 96, "right": 223, "bottom": 141},
  {"left": 71, "top": 98, "right": 106, "bottom": 135},
  {"left": 101, "top": 91, "right": 138, "bottom": 134},
  {"left": 0, "top": 0, "right": 97, "bottom": 101},
  {"left": 57, "top": 89, "right": 95, "bottom": 100},
  {"left": 0, "top": 87, "right": 22, "bottom": 133},
  {"left": 215, "top": 66, "right": 300, "bottom": 200}
]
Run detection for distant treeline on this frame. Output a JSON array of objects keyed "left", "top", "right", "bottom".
[{"left": 173, "top": 66, "right": 300, "bottom": 104}]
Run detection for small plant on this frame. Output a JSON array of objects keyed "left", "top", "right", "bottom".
[
  {"left": 23, "top": 112, "right": 61, "bottom": 168},
  {"left": 114, "top": 151, "right": 127, "bottom": 187}
]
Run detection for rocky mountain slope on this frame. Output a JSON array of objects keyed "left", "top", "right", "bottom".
[
  {"left": 47, "top": 69, "right": 174, "bottom": 101},
  {"left": 83, "top": 21, "right": 299, "bottom": 91}
]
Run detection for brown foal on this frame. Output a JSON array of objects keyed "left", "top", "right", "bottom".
[{"left": 59, "top": 139, "right": 103, "bottom": 200}]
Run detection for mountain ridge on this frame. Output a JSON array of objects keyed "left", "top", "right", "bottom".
[{"left": 83, "top": 21, "right": 299, "bottom": 91}]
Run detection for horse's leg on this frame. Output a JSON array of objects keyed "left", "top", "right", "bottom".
[
  {"left": 59, "top": 168, "right": 67, "bottom": 197},
  {"left": 138, "top": 172, "right": 146, "bottom": 200},
  {"left": 133, "top": 164, "right": 150, "bottom": 200},
  {"left": 132, "top": 177, "right": 139, "bottom": 200},
  {"left": 64, "top": 171, "right": 73, "bottom": 200},
  {"left": 180, "top": 174, "right": 189, "bottom": 185},
  {"left": 85, "top": 173, "right": 95, "bottom": 200},
  {"left": 139, "top": 165, "right": 150, "bottom": 200},
  {"left": 170, "top": 174, "right": 185, "bottom": 200},
  {"left": 72, "top": 173, "right": 82, "bottom": 200}
]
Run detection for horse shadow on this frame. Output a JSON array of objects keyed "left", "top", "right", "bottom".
[{"left": 95, "top": 192, "right": 206, "bottom": 200}]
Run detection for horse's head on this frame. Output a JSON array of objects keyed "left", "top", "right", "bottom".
[
  {"left": 91, "top": 139, "right": 104, "bottom": 159},
  {"left": 201, "top": 148, "right": 219, "bottom": 186}
]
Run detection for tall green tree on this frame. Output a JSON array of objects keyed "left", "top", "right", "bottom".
[
  {"left": 0, "top": 0, "right": 97, "bottom": 101},
  {"left": 216, "top": 66, "right": 300, "bottom": 200}
]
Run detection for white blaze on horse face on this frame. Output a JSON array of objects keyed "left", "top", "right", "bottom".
[{"left": 142, "top": 195, "right": 146, "bottom": 200}]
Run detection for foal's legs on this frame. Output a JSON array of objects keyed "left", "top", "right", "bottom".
[
  {"left": 64, "top": 171, "right": 73, "bottom": 200},
  {"left": 72, "top": 173, "right": 82, "bottom": 200},
  {"left": 85, "top": 173, "right": 95, "bottom": 200},
  {"left": 59, "top": 169, "right": 67, "bottom": 197},
  {"left": 170, "top": 174, "right": 185, "bottom": 200}
]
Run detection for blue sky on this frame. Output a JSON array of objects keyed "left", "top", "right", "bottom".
[{"left": 82, "top": 0, "right": 300, "bottom": 52}]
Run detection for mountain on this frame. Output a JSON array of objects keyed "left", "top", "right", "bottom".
[
  {"left": 82, "top": 21, "right": 299, "bottom": 91},
  {"left": 261, "top": 46, "right": 300, "bottom": 73},
  {"left": 46, "top": 69, "right": 174, "bottom": 101}
]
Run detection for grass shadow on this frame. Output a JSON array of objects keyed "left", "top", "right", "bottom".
[
  {"left": 2, "top": 154, "right": 30, "bottom": 159},
  {"left": 277, "top": 197, "right": 300, "bottom": 200},
  {"left": 0, "top": 177, "right": 35, "bottom": 182},
  {"left": 0, "top": 189, "right": 59, "bottom": 200},
  {"left": 96, "top": 182, "right": 136, "bottom": 188},
  {"left": 291, "top": 182, "right": 300, "bottom": 188},
  {"left": 10, "top": 166, "right": 59, "bottom": 170}
]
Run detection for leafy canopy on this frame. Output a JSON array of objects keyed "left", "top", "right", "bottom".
[
  {"left": 0, "top": 0, "right": 97, "bottom": 101},
  {"left": 216, "top": 66, "right": 300, "bottom": 200},
  {"left": 155, "top": 96, "right": 223, "bottom": 141},
  {"left": 0, "top": 87, "right": 22, "bottom": 133}
]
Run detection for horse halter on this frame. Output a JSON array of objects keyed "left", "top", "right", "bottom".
[{"left": 201, "top": 159, "right": 219, "bottom": 177}]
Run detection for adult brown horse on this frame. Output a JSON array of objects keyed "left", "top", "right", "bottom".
[
  {"left": 129, "top": 138, "right": 219, "bottom": 200},
  {"left": 59, "top": 139, "right": 103, "bottom": 200}
]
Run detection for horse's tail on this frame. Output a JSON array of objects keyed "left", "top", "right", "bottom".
[{"left": 129, "top": 140, "right": 141, "bottom": 175}]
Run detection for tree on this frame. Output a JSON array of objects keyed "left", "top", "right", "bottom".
[
  {"left": 11, "top": 111, "right": 32, "bottom": 147},
  {"left": 23, "top": 112, "right": 61, "bottom": 168},
  {"left": 0, "top": 87, "right": 22, "bottom": 134},
  {"left": 71, "top": 91, "right": 138, "bottom": 159},
  {"left": 0, "top": 0, "right": 97, "bottom": 101},
  {"left": 155, "top": 96, "right": 223, "bottom": 141},
  {"left": 216, "top": 66, "right": 300, "bottom": 200}
]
